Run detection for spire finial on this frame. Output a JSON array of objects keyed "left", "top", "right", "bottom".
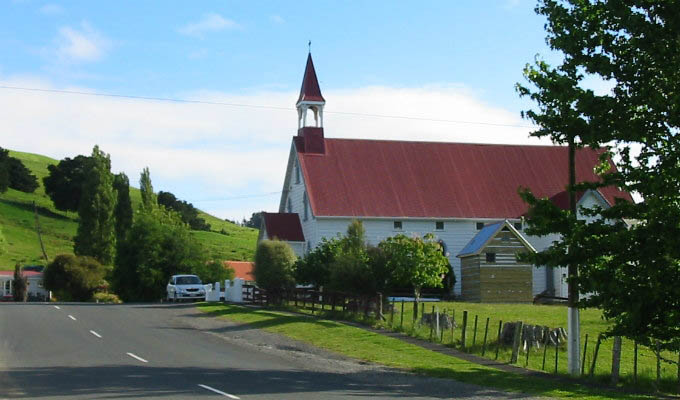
[{"left": 308, "top": 40, "right": 311, "bottom": 53}]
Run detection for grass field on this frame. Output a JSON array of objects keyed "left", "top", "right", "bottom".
[
  {"left": 198, "top": 303, "right": 657, "bottom": 400},
  {"left": 284, "top": 298, "right": 680, "bottom": 395},
  {"left": 0, "top": 149, "right": 258, "bottom": 267}
]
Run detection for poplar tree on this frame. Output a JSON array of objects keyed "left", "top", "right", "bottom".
[
  {"left": 74, "top": 146, "right": 117, "bottom": 266},
  {"left": 113, "top": 172, "right": 133, "bottom": 244},
  {"left": 139, "top": 167, "right": 156, "bottom": 212}
]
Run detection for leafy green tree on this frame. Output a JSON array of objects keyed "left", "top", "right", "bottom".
[
  {"left": 74, "top": 146, "right": 117, "bottom": 266},
  {"left": 12, "top": 264, "right": 28, "bottom": 302},
  {"left": 294, "top": 237, "right": 339, "bottom": 288},
  {"left": 518, "top": 0, "right": 680, "bottom": 355},
  {"left": 43, "top": 155, "right": 90, "bottom": 212},
  {"left": 139, "top": 167, "right": 156, "bottom": 212},
  {"left": 0, "top": 148, "right": 38, "bottom": 193},
  {"left": 43, "top": 254, "right": 108, "bottom": 302},
  {"left": 379, "top": 234, "right": 448, "bottom": 319},
  {"left": 193, "top": 260, "right": 235, "bottom": 285},
  {"left": 157, "top": 190, "right": 210, "bottom": 231},
  {"left": 113, "top": 172, "right": 133, "bottom": 244},
  {"left": 253, "top": 240, "right": 297, "bottom": 297},
  {"left": 244, "top": 212, "right": 264, "bottom": 229},
  {"left": 113, "top": 207, "right": 206, "bottom": 302}
]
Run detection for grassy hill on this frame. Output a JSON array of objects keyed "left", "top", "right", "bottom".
[{"left": 0, "top": 150, "right": 258, "bottom": 267}]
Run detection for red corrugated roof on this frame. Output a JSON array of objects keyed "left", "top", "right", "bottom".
[
  {"left": 262, "top": 212, "right": 305, "bottom": 242},
  {"left": 297, "top": 53, "right": 325, "bottom": 104},
  {"left": 296, "top": 139, "right": 632, "bottom": 219},
  {"left": 224, "top": 261, "right": 254, "bottom": 281},
  {"left": 0, "top": 270, "right": 42, "bottom": 277}
]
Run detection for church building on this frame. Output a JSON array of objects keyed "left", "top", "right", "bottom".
[{"left": 260, "top": 53, "right": 631, "bottom": 300}]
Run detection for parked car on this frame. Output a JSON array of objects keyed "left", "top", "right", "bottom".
[{"left": 166, "top": 274, "right": 206, "bottom": 302}]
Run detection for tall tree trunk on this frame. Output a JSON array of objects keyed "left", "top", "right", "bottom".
[
  {"left": 413, "top": 287, "right": 421, "bottom": 320},
  {"left": 567, "top": 138, "right": 581, "bottom": 376}
]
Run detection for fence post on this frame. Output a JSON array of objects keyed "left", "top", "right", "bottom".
[
  {"left": 511, "top": 321, "right": 523, "bottom": 364},
  {"left": 378, "top": 292, "right": 384, "bottom": 321},
  {"left": 495, "top": 320, "right": 502, "bottom": 360},
  {"left": 581, "top": 333, "right": 588, "bottom": 376},
  {"left": 311, "top": 292, "right": 315, "bottom": 315},
  {"left": 525, "top": 339, "right": 531, "bottom": 367},
  {"left": 479, "top": 317, "right": 489, "bottom": 356},
  {"left": 472, "top": 315, "right": 479, "bottom": 346},
  {"left": 439, "top": 309, "right": 444, "bottom": 342},
  {"left": 656, "top": 341, "right": 661, "bottom": 389},
  {"left": 450, "top": 309, "right": 455, "bottom": 345},
  {"left": 611, "top": 336, "right": 622, "bottom": 386},
  {"left": 390, "top": 299, "right": 395, "bottom": 327},
  {"left": 461, "top": 311, "right": 468, "bottom": 350},
  {"left": 589, "top": 334, "right": 602, "bottom": 378},
  {"left": 400, "top": 299, "right": 404, "bottom": 329},
  {"left": 429, "top": 305, "right": 435, "bottom": 341},
  {"left": 554, "top": 337, "right": 559, "bottom": 374},
  {"left": 542, "top": 328, "right": 549, "bottom": 371}
]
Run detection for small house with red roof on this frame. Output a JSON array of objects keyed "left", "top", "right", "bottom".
[
  {"left": 0, "top": 269, "right": 49, "bottom": 300},
  {"left": 259, "top": 53, "right": 631, "bottom": 299}
]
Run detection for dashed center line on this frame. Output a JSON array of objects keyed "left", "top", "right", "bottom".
[
  {"left": 53, "top": 305, "right": 61, "bottom": 310},
  {"left": 89, "top": 330, "right": 102, "bottom": 338},
  {"left": 198, "top": 384, "right": 240, "bottom": 399},
  {"left": 68, "top": 315, "right": 76, "bottom": 321},
  {"left": 126, "top": 352, "right": 148, "bottom": 363}
]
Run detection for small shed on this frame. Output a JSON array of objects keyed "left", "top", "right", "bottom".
[{"left": 457, "top": 220, "right": 536, "bottom": 303}]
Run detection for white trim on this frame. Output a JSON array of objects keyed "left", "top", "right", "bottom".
[{"left": 315, "top": 215, "right": 524, "bottom": 222}]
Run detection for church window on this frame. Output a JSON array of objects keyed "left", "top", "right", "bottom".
[
  {"left": 393, "top": 221, "right": 402, "bottom": 230},
  {"left": 287, "top": 198, "right": 292, "bottom": 213},
  {"left": 514, "top": 222, "right": 522, "bottom": 230},
  {"left": 435, "top": 221, "right": 444, "bottom": 231},
  {"left": 486, "top": 252, "right": 496, "bottom": 263},
  {"left": 295, "top": 161, "right": 300, "bottom": 184},
  {"left": 303, "top": 192, "right": 308, "bottom": 221},
  {"left": 476, "top": 222, "right": 484, "bottom": 230}
]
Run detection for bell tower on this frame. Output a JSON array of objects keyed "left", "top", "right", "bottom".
[{"left": 296, "top": 52, "right": 326, "bottom": 154}]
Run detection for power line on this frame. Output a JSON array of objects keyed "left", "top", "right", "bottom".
[
  {"left": 188, "top": 191, "right": 282, "bottom": 202},
  {"left": 0, "top": 84, "right": 535, "bottom": 129}
]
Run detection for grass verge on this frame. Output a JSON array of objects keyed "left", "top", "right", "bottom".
[{"left": 197, "top": 303, "right": 656, "bottom": 399}]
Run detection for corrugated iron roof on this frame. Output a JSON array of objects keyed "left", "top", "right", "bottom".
[
  {"left": 297, "top": 53, "right": 325, "bottom": 104},
  {"left": 262, "top": 212, "right": 305, "bottom": 242},
  {"left": 296, "top": 139, "right": 632, "bottom": 218},
  {"left": 457, "top": 220, "right": 536, "bottom": 257},
  {"left": 224, "top": 261, "right": 255, "bottom": 281}
]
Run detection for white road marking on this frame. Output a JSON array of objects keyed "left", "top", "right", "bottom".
[
  {"left": 126, "top": 352, "right": 148, "bottom": 363},
  {"left": 68, "top": 315, "right": 76, "bottom": 321},
  {"left": 89, "top": 330, "right": 102, "bottom": 338},
  {"left": 198, "top": 384, "right": 240, "bottom": 399},
  {"left": 53, "top": 305, "right": 61, "bottom": 310}
]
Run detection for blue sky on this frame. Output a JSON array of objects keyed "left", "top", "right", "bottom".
[{"left": 1, "top": 0, "right": 560, "bottom": 221}]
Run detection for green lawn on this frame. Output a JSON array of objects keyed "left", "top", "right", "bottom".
[
  {"left": 0, "top": 149, "right": 258, "bottom": 267},
  {"left": 198, "top": 303, "right": 656, "bottom": 400}
]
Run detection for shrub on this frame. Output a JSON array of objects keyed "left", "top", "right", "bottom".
[
  {"left": 44, "top": 254, "right": 109, "bottom": 302},
  {"left": 254, "top": 240, "right": 296, "bottom": 294},
  {"left": 91, "top": 292, "right": 122, "bottom": 303}
]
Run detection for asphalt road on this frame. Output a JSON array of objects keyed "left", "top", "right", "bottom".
[{"left": 0, "top": 303, "right": 536, "bottom": 399}]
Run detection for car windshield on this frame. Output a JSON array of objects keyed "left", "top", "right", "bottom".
[{"left": 176, "top": 276, "right": 201, "bottom": 285}]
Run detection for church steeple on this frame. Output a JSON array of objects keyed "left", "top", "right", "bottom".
[{"left": 297, "top": 52, "right": 325, "bottom": 129}]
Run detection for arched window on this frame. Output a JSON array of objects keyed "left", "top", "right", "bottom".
[
  {"left": 287, "top": 198, "right": 292, "bottom": 213},
  {"left": 303, "top": 192, "right": 308, "bottom": 221},
  {"left": 295, "top": 160, "right": 300, "bottom": 184}
]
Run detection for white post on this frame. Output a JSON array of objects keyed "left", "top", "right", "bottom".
[{"left": 567, "top": 306, "right": 581, "bottom": 375}]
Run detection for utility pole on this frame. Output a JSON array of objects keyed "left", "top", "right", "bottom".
[{"left": 567, "top": 137, "right": 581, "bottom": 376}]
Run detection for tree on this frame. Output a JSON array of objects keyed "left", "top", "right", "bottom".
[
  {"left": 0, "top": 148, "right": 38, "bottom": 194},
  {"left": 12, "top": 264, "right": 28, "bottom": 302},
  {"left": 193, "top": 260, "right": 235, "bottom": 285},
  {"left": 294, "top": 237, "right": 339, "bottom": 288},
  {"left": 113, "top": 205, "right": 206, "bottom": 302},
  {"left": 517, "top": 0, "right": 680, "bottom": 358},
  {"left": 379, "top": 234, "right": 449, "bottom": 319},
  {"left": 43, "top": 254, "right": 108, "bottom": 301},
  {"left": 73, "top": 146, "right": 117, "bottom": 266},
  {"left": 113, "top": 173, "right": 133, "bottom": 244},
  {"left": 157, "top": 190, "right": 210, "bottom": 231},
  {"left": 43, "top": 155, "right": 90, "bottom": 212},
  {"left": 139, "top": 167, "right": 156, "bottom": 212},
  {"left": 244, "top": 212, "right": 264, "bottom": 229},
  {"left": 253, "top": 240, "right": 297, "bottom": 298}
]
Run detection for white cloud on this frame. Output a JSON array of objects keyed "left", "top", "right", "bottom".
[
  {"left": 39, "top": 3, "right": 63, "bottom": 15},
  {"left": 269, "top": 15, "right": 285, "bottom": 24},
  {"left": 0, "top": 77, "right": 543, "bottom": 220},
  {"left": 55, "top": 22, "right": 109, "bottom": 62},
  {"left": 178, "top": 13, "right": 239, "bottom": 37}
]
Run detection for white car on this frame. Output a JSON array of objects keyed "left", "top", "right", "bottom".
[{"left": 166, "top": 274, "right": 206, "bottom": 302}]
